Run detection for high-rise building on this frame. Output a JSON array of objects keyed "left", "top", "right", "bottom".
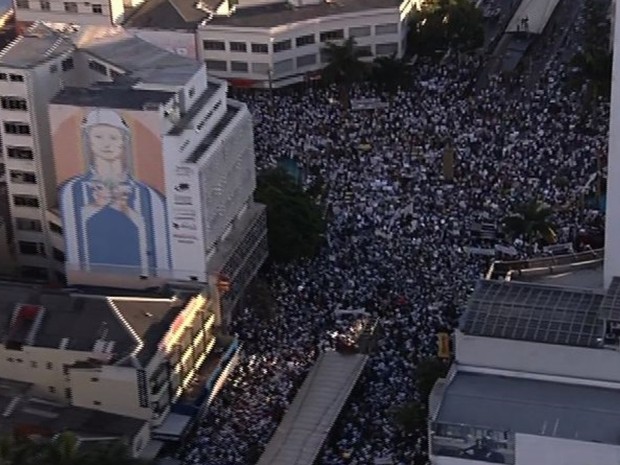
[{"left": 0, "top": 24, "right": 267, "bottom": 311}]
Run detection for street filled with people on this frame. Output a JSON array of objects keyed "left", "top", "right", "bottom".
[{"left": 182, "top": 3, "right": 609, "bottom": 464}]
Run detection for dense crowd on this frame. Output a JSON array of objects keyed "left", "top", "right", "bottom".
[{"left": 182, "top": 6, "right": 608, "bottom": 465}]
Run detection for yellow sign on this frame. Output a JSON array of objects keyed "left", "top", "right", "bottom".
[{"left": 437, "top": 332, "right": 451, "bottom": 359}]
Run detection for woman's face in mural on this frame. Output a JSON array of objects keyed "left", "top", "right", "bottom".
[{"left": 89, "top": 124, "right": 124, "bottom": 162}]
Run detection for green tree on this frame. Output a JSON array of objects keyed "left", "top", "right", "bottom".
[
  {"left": 407, "top": 0, "right": 484, "bottom": 57},
  {"left": 371, "top": 55, "right": 409, "bottom": 91},
  {"left": 503, "top": 199, "right": 557, "bottom": 243},
  {"left": 255, "top": 168, "right": 325, "bottom": 263},
  {"left": 415, "top": 357, "right": 449, "bottom": 404},
  {"left": 392, "top": 401, "right": 428, "bottom": 433},
  {"left": 321, "top": 37, "right": 368, "bottom": 107}
]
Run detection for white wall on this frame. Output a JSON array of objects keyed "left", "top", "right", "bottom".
[
  {"left": 606, "top": 0, "right": 620, "bottom": 287},
  {"left": 455, "top": 330, "right": 620, "bottom": 383},
  {"left": 14, "top": 0, "right": 118, "bottom": 25},
  {"left": 516, "top": 434, "right": 620, "bottom": 465}
]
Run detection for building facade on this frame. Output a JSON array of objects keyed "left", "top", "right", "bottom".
[
  {"left": 429, "top": 278, "right": 620, "bottom": 465},
  {"left": 0, "top": 24, "right": 267, "bottom": 293},
  {"left": 124, "top": 0, "right": 419, "bottom": 87},
  {"left": 0, "top": 280, "right": 240, "bottom": 454},
  {"left": 12, "top": 0, "right": 142, "bottom": 26}
]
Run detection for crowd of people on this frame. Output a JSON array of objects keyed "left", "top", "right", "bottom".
[{"left": 182, "top": 3, "right": 609, "bottom": 464}]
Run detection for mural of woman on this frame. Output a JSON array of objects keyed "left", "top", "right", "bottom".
[{"left": 60, "top": 108, "right": 170, "bottom": 275}]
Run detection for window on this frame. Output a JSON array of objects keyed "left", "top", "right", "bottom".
[
  {"left": 88, "top": 60, "right": 106, "bottom": 75},
  {"left": 320, "top": 29, "right": 344, "bottom": 42},
  {"left": 376, "top": 42, "right": 398, "bottom": 56},
  {"left": 92, "top": 3, "right": 102, "bottom": 13},
  {"left": 65, "top": 388, "right": 72, "bottom": 400},
  {"left": 350, "top": 25, "right": 371, "bottom": 38},
  {"left": 4, "top": 122, "right": 30, "bottom": 135},
  {"left": 110, "top": 69, "right": 122, "bottom": 80},
  {"left": 9, "top": 74, "right": 24, "bottom": 82},
  {"left": 64, "top": 1, "right": 77, "bottom": 12},
  {"left": 93, "top": 400, "right": 101, "bottom": 406},
  {"left": 296, "top": 53, "right": 317, "bottom": 68},
  {"left": 296, "top": 34, "right": 315, "bottom": 47},
  {"left": 1, "top": 97, "right": 27, "bottom": 111},
  {"left": 273, "top": 39, "right": 291, "bottom": 53},
  {"left": 375, "top": 23, "right": 398, "bottom": 35},
  {"left": 48, "top": 386, "right": 56, "bottom": 394},
  {"left": 40, "top": 0, "right": 50, "bottom": 9},
  {"left": 229, "top": 41, "right": 247, "bottom": 52},
  {"left": 203, "top": 40, "right": 225, "bottom": 51},
  {"left": 7, "top": 146, "right": 33, "bottom": 159},
  {"left": 46, "top": 362, "right": 53, "bottom": 369},
  {"left": 15, "top": 0, "right": 29, "bottom": 8},
  {"left": 273, "top": 58, "right": 293, "bottom": 75},
  {"left": 251, "top": 43, "right": 268, "bottom": 54},
  {"left": 16, "top": 218, "right": 42, "bottom": 232},
  {"left": 6, "top": 357, "right": 13, "bottom": 362},
  {"left": 205, "top": 59, "right": 227, "bottom": 71},
  {"left": 357, "top": 45, "right": 372, "bottom": 57},
  {"left": 53, "top": 248, "right": 65, "bottom": 262},
  {"left": 13, "top": 195, "right": 39, "bottom": 207},
  {"left": 19, "top": 241, "right": 45, "bottom": 256},
  {"left": 0, "top": 73, "right": 6, "bottom": 80},
  {"left": 230, "top": 61, "right": 248, "bottom": 72},
  {"left": 251, "top": 62, "right": 269, "bottom": 74},
  {"left": 49, "top": 64, "right": 57, "bottom": 73},
  {"left": 49, "top": 222, "right": 63, "bottom": 234},
  {"left": 61, "top": 57, "right": 74, "bottom": 71},
  {"left": 188, "top": 87, "right": 195, "bottom": 98},
  {"left": 20, "top": 266, "right": 47, "bottom": 280},
  {"left": 90, "top": 377, "right": 99, "bottom": 382},
  {"left": 30, "top": 361, "right": 37, "bottom": 368}
]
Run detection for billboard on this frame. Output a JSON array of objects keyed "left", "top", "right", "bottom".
[{"left": 51, "top": 106, "right": 171, "bottom": 277}]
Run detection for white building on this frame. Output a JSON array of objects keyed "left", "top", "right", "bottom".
[
  {"left": 429, "top": 278, "right": 620, "bottom": 465},
  {"left": 124, "top": 0, "right": 419, "bottom": 87},
  {"left": 12, "top": 0, "right": 142, "bottom": 26},
  {"left": 0, "top": 24, "right": 267, "bottom": 299},
  {"left": 0, "top": 280, "right": 241, "bottom": 454}
]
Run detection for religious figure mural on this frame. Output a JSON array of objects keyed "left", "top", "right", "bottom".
[{"left": 58, "top": 108, "right": 170, "bottom": 275}]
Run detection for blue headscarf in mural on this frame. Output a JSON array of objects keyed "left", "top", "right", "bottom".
[{"left": 59, "top": 108, "right": 171, "bottom": 275}]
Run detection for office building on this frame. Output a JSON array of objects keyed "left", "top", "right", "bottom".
[
  {"left": 12, "top": 0, "right": 142, "bottom": 26},
  {"left": 0, "top": 24, "right": 267, "bottom": 308},
  {"left": 123, "top": 0, "right": 418, "bottom": 87},
  {"left": 429, "top": 275, "right": 620, "bottom": 465},
  {"left": 0, "top": 280, "right": 241, "bottom": 455}
]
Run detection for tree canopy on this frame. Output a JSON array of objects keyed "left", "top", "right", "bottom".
[
  {"left": 321, "top": 37, "right": 368, "bottom": 107},
  {"left": 0, "top": 432, "right": 147, "bottom": 465},
  {"left": 502, "top": 199, "right": 557, "bottom": 243},
  {"left": 370, "top": 55, "right": 409, "bottom": 91},
  {"left": 255, "top": 168, "right": 325, "bottom": 263},
  {"left": 407, "top": 0, "right": 484, "bottom": 57}
]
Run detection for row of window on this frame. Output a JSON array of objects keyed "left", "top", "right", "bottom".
[
  {"left": 18, "top": 240, "right": 64, "bottom": 261},
  {"left": 206, "top": 43, "right": 398, "bottom": 75},
  {"left": 15, "top": 217, "right": 63, "bottom": 235},
  {"left": 1, "top": 96, "right": 27, "bottom": 111},
  {"left": 0, "top": 73, "right": 24, "bottom": 82},
  {"left": 202, "top": 23, "right": 399, "bottom": 54},
  {"left": 15, "top": 0, "right": 103, "bottom": 13}
]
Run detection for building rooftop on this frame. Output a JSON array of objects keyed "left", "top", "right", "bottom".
[
  {"left": 0, "top": 282, "right": 194, "bottom": 367},
  {"left": 51, "top": 85, "right": 175, "bottom": 110},
  {"left": 125, "top": 0, "right": 224, "bottom": 29},
  {"left": 436, "top": 372, "right": 620, "bottom": 444},
  {"left": 186, "top": 102, "right": 241, "bottom": 163},
  {"left": 0, "top": 378, "right": 146, "bottom": 439},
  {"left": 460, "top": 279, "right": 605, "bottom": 347},
  {"left": 169, "top": 79, "right": 224, "bottom": 135},
  {"left": 0, "top": 23, "right": 73, "bottom": 69},
  {"left": 76, "top": 27, "right": 202, "bottom": 86},
  {"left": 207, "top": 0, "right": 402, "bottom": 28}
]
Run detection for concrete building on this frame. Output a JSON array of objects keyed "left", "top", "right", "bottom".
[
  {"left": 0, "top": 280, "right": 241, "bottom": 455},
  {"left": 0, "top": 24, "right": 267, "bottom": 307},
  {"left": 123, "top": 0, "right": 419, "bottom": 87},
  {"left": 429, "top": 277, "right": 620, "bottom": 465},
  {"left": 12, "top": 0, "right": 142, "bottom": 26}
]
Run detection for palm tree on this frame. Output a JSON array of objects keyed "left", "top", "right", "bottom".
[
  {"left": 40, "top": 432, "right": 83, "bottom": 465},
  {"left": 321, "top": 37, "right": 368, "bottom": 107},
  {"left": 503, "top": 200, "right": 557, "bottom": 243},
  {"left": 371, "top": 55, "right": 408, "bottom": 91}
]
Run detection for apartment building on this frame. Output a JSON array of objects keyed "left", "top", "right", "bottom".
[
  {"left": 429, "top": 278, "right": 620, "bottom": 465},
  {"left": 124, "top": 0, "right": 419, "bottom": 87},
  {"left": 0, "top": 24, "right": 267, "bottom": 300},
  {"left": 0, "top": 280, "right": 240, "bottom": 454},
  {"left": 12, "top": 0, "right": 143, "bottom": 26}
]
